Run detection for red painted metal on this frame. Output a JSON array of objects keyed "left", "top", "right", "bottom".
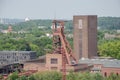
[
  {"left": 52, "top": 20, "right": 77, "bottom": 80},
  {"left": 52, "top": 20, "right": 77, "bottom": 65},
  {"left": 61, "top": 47, "right": 66, "bottom": 80}
]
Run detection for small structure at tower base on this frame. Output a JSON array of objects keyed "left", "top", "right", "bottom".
[{"left": 45, "top": 54, "right": 92, "bottom": 72}]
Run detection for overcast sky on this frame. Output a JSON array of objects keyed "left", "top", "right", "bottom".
[{"left": 0, "top": 0, "right": 120, "bottom": 19}]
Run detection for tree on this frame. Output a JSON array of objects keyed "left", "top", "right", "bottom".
[
  {"left": 98, "top": 39, "right": 120, "bottom": 59},
  {"left": 25, "top": 43, "right": 31, "bottom": 51}
]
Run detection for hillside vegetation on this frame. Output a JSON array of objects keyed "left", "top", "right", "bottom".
[
  {"left": 0, "top": 17, "right": 120, "bottom": 59},
  {"left": 1, "top": 17, "right": 120, "bottom": 31}
]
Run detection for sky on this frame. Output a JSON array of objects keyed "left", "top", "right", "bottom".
[{"left": 0, "top": 0, "right": 120, "bottom": 19}]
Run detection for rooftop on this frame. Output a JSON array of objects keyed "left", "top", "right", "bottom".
[
  {"left": 79, "top": 58, "right": 120, "bottom": 68},
  {"left": 0, "top": 51, "right": 36, "bottom": 54}
]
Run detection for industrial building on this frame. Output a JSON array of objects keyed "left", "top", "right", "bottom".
[
  {"left": 23, "top": 16, "right": 120, "bottom": 78},
  {"left": 23, "top": 16, "right": 120, "bottom": 77},
  {"left": 0, "top": 51, "right": 36, "bottom": 74},
  {"left": 1, "top": 15, "right": 119, "bottom": 78},
  {"left": 73, "top": 15, "right": 97, "bottom": 60},
  {"left": 79, "top": 58, "right": 120, "bottom": 77},
  {"left": 0, "top": 51, "right": 36, "bottom": 66},
  {"left": 73, "top": 15, "right": 120, "bottom": 76}
]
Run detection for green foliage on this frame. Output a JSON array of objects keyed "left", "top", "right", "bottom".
[
  {"left": 0, "top": 33, "right": 52, "bottom": 57},
  {"left": 13, "top": 17, "right": 120, "bottom": 30},
  {"left": 1, "top": 17, "right": 120, "bottom": 31},
  {"left": 67, "top": 71, "right": 104, "bottom": 80},
  {"left": 0, "top": 75, "right": 3, "bottom": 80},
  {"left": 5, "top": 71, "right": 120, "bottom": 80},
  {"left": 1, "top": 17, "right": 120, "bottom": 60},
  {"left": 98, "top": 39, "right": 120, "bottom": 59},
  {"left": 97, "top": 29, "right": 120, "bottom": 59},
  {"left": 98, "top": 17, "right": 120, "bottom": 30},
  {"left": 17, "top": 75, "right": 28, "bottom": 80},
  {"left": 105, "top": 73, "right": 120, "bottom": 80},
  {"left": 77, "top": 72, "right": 93, "bottom": 80},
  {"left": 28, "top": 75, "right": 36, "bottom": 80},
  {"left": 97, "top": 30, "right": 104, "bottom": 41},
  {"left": 92, "top": 73, "right": 103, "bottom": 80},
  {"left": 33, "top": 71, "right": 62, "bottom": 80},
  {"left": 67, "top": 71, "right": 76, "bottom": 80},
  {"left": 7, "top": 72, "right": 19, "bottom": 80}
]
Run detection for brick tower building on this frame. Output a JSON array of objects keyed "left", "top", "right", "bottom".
[{"left": 73, "top": 15, "right": 97, "bottom": 60}]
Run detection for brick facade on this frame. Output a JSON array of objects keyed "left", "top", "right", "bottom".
[{"left": 73, "top": 15, "right": 97, "bottom": 60}]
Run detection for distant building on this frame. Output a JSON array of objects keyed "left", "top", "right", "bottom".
[
  {"left": 73, "top": 15, "right": 97, "bottom": 60},
  {"left": 0, "top": 18, "right": 24, "bottom": 24},
  {"left": 117, "top": 30, "right": 120, "bottom": 33},
  {"left": 104, "top": 33, "right": 120, "bottom": 39},
  {"left": 38, "top": 26, "right": 46, "bottom": 29},
  {"left": 46, "top": 33, "right": 53, "bottom": 38},
  {"left": 24, "top": 54, "right": 92, "bottom": 72},
  {"left": 79, "top": 58, "right": 120, "bottom": 77},
  {"left": 0, "top": 18, "right": 4, "bottom": 24},
  {"left": 66, "top": 34, "right": 73, "bottom": 38},
  {"left": 25, "top": 17, "right": 30, "bottom": 22},
  {"left": 1, "top": 30, "right": 8, "bottom": 34},
  {"left": 1, "top": 25, "right": 18, "bottom": 34},
  {"left": 23, "top": 16, "right": 120, "bottom": 77},
  {"left": 7, "top": 25, "right": 12, "bottom": 33},
  {"left": 0, "top": 51, "right": 36, "bottom": 66}
]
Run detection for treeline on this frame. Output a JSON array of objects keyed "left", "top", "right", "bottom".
[
  {"left": 1, "top": 17, "right": 120, "bottom": 31},
  {"left": 14, "top": 20, "right": 52, "bottom": 31},
  {"left": 1, "top": 17, "right": 120, "bottom": 59},
  {"left": 0, "top": 19, "right": 73, "bottom": 31},
  {"left": 12, "top": 17, "right": 120, "bottom": 30},
  {"left": 98, "top": 17, "right": 120, "bottom": 30},
  {"left": 0, "top": 33, "right": 52, "bottom": 57},
  {"left": 2, "top": 71, "right": 120, "bottom": 80}
]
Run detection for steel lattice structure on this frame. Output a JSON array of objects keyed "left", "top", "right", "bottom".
[{"left": 52, "top": 20, "right": 77, "bottom": 80}]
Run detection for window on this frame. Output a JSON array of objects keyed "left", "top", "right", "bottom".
[
  {"left": 51, "top": 58, "right": 58, "bottom": 64},
  {"left": 116, "top": 73, "right": 118, "bottom": 76},
  {"left": 104, "top": 72, "right": 107, "bottom": 77},
  {"left": 24, "top": 56, "right": 26, "bottom": 59},
  {"left": 78, "top": 19, "right": 83, "bottom": 29}
]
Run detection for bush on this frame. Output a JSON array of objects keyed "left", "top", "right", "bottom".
[
  {"left": 33, "top": 71, "right": 62, "bottom": 80},
  {"left": 7, "top": 72, "right": 19, "bottom": 80}
]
